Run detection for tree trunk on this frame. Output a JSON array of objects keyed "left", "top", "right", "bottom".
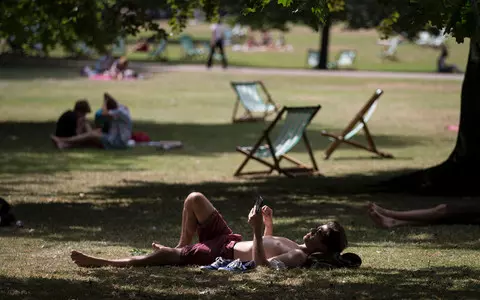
[
  {"left": 316, "top": 16, "right": 331, "bottom": 70},
  {"left": 383, "top": 39, "right": 480, "bottom": 196}
]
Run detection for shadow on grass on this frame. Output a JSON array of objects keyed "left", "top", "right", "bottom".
[
  {"left": 0, "top": 64, "right": 82, "bottom": 80},
  {"left": 0, "top": 120, "right": 423, "bottom": 174},
  {"left": 3, "top": 170, "right": 480, "bottom": 251},
  {"left": 1, "top": 265, "right": 479, "bottom": 299}
]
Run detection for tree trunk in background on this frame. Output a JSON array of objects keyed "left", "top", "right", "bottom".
[
  {"left": 384, "top": 39, "right": 480, "bottom": 196},
  {"left": 316, "top": 16, "right": 331, "bottom": 70}
]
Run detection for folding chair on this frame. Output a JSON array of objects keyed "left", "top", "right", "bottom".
[
  {"left": 148, "top": 39, "right": 168, "bottom": 59},
  {"left": 306, "top": 49, "right": 319, "bottom": 68},
  {"left": 328, "top": 50, "right": 357, "bottom": 69},
  {"left": 179, "top": 35, "right": 206, "bottom": 59},
  {"left": 230, "top": 81, "right": 279, "bottom": 123},
  {"left": 112, "top": 38, "right": 126, "bottom": 56},
  {"left": 234, "top": 106, "right": 322, "bottom": 177},
  {"left": 321, "top": 89, "right": 393, "bottom": 159},
  {"left": 379, "top": 36, "right": 402, "bottom": 61}
]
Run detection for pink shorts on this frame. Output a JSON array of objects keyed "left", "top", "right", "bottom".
[{"left": 180, "top": 210, "right": 242, "bottom": 266}]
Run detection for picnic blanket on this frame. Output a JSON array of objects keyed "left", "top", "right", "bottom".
[{"left": 89, "top": 74, "right": 139, "bottom": 81}]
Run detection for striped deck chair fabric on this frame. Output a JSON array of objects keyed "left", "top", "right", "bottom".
[
  {"left": 230, "top": 81, "right": 279, "bottom": 122},
  {"left": 321, "top": 89, "right": 393, "bottom": 159},
  {"left": 149, "top": 39, "right": 167, "bottom": 59},
  {"left": 235, "top": 106, "right": 322, "bottom": 177}
]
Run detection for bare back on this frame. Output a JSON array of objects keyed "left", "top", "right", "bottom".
[{"left": 233, "top": 236, "right": 302, "bottom": 261}]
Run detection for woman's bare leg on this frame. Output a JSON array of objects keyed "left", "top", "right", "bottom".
[
  {"left": 51, "top": 129, "right": 102, "bottom": 149},
  {"left": 174, "top": 192, "right": 216, "bottom": 248},
  {"left": 368, "top": 207, "right": 424, "bottom": 228},
  {"left": 368, "top": 202, "right": 447, "bottom": 222},
  {"left": 71, "top": 247, "right": 182, "bottom": 268}
]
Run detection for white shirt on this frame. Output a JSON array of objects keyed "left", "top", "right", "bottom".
[{"left": 211, "top": 23, "right": 225, "bottom": 41}]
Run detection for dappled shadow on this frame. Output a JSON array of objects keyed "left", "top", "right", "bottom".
[
  {"left": 0, "top": 120, "right": 423, "bottom": 174},
  {"left": 1, "top": 265, "right": 479, "bottom": 299},
  {"left": 3, "top": 169, "right": 480, "bottom": 251}
]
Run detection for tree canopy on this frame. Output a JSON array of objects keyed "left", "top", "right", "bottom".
[
  {"left": 2, "top": 0, "right": 478, "bottom": 53},
  {"left": 0, "top": 0, "right": 165, "bottom": 54}
]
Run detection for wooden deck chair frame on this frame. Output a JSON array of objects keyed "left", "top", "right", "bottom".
[
  {"left": 230, "top": 81, "right": 279, "bottom": 123},
  {"left": 234, "top": 106, "right": 321, "bottom": 178},
  {"left": 321, "top": 89, "right": 393, "bottom": 159}
]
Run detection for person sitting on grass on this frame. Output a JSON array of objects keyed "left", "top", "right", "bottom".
[
  {"left": 54, "top": 99, "right": 92, "bottom": 138},
  {"left": 368, "top": 202, "right": 480, "bottom": 228},
  {"left": 108, "top": 56, "right": 132, "bottom": 80},
  {"left": 437, "top": 44, "right": 462, "bottom": 74},
  {"left": 71, "top": 192, "right": 349, "bottom": 269},
  {"left": 51, "top": 93, "right": 132, "bottom": 150}
]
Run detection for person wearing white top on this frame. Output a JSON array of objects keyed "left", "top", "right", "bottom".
[{"left": 207, "top": 18, "right": 228, "bottom": 69}]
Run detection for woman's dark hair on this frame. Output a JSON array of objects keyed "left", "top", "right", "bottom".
[{"left": 104, "top": 93, "right": 118, "bottom": 110}]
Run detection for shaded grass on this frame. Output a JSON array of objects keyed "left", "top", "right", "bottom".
[{"left": 1, "top": 67, "right": 479, "bottom": 299}]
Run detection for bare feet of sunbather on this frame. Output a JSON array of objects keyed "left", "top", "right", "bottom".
[
  {"left": 368, "top": 205, "right": 396, "bottom": 228},
  {"left": 367, "top": 202, "right": 392, "bottom": 218},
  {"left": 71, "top": 250, "right": 104, "bottom": 268},
  {"left": 50, "top": 135, "right": 68, "bottom": 150},
  {"left": 151, "top": 242, "right": 167, "bottom": 251}
]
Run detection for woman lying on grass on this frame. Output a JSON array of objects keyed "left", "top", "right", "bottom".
[
  {"left": 368, "top": 202, "right": 480, "bottom": 228},
  {"left": 71, "top": 192, "right": 350, "bottom": 269}
]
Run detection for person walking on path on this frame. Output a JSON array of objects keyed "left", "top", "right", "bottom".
[{"left": 206, "top": 18, "right": 228, "bottom": 69}]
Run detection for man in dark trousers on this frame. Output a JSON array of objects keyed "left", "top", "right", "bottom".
[
  {"left": 55, "top": 99, "right": 92, "bottom": 138},
  {"left": 206, "top": 18, "right": 228, "bottom": 69}
]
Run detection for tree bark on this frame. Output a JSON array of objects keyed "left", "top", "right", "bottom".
[
  {"left": 383, "top": 39, "right": 480, "bottom": 196},
  {"left": 316, "top": 16, "right": 331, "bottom": 70}
]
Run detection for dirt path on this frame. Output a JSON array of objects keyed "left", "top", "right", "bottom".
[
  {"left": 2, "top": 56, "right": 464, "bottom": 81},
  {"left": 153, "top": 64, "right": 464, "bottom": 81}
]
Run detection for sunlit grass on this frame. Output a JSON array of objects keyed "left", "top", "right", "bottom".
[{"left": 0, "top": 67, "right": 479, "bottom": 299}]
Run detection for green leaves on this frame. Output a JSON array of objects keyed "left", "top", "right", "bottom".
[{"left": 278, "top": 0, "right": 294, "bottom": 6}]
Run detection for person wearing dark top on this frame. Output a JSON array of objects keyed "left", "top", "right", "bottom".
[
  {"left": 55, "top": 100, "right": 92, "bottom": 138},
  {"left": 437, "top": 44, "right": 462, "bottom": 73}
]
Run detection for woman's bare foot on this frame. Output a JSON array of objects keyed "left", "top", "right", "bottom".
[
  {"left": 151, "top": 242, "right": 167, "bottom": 251},
  {"left": 368, "top": 207, "right": 397, "bottom": 228},
  {"left": 368, "top": 202, "right": 393, "bottom": 218},
  {"left": 50, "top": 135, "right": 68, "bottom": 150},
  {"left": 71, "top": 250, "right": 105, "bottom": 267}
]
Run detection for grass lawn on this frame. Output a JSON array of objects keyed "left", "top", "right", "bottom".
[
  {"left": 107, "top": 22, "right": 469, "bottom": 73},
  {"left": 0, "top": 66, "right": 479, "bottom": 299}
]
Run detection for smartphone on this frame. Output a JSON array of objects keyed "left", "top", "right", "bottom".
[{"left": 254, "top": 195, "right": 264, "bottom": 214}]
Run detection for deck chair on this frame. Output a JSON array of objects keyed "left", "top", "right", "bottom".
[
  {"left": 74, "top": 42, "right": 95, "bottom": 57},
  {"left": 148, "top": 39, "right": 168, "bottom": 59},
  {"left": 230, "top": 81, "right": 279, "bottom": 123},
  {"left": 179, "top": 35, "right": 206, "bottom": 59},
  {"left": 379, "top": 36, "right": 402, "bottom": 61},
  {"left": 321, "top": 89, "right": 393, "bottom": 159},
  {"left": 328, "top": 50, "right": 357, "bottom": 69},
  {"left": 234, "top": 106, "right": 321, "bottom": 177},
  {"left": 112, "top": 38, "right": 126, "bottom": 56},
  {"left": 307, "top": 49, "right": 319, "bottom": 68}
]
